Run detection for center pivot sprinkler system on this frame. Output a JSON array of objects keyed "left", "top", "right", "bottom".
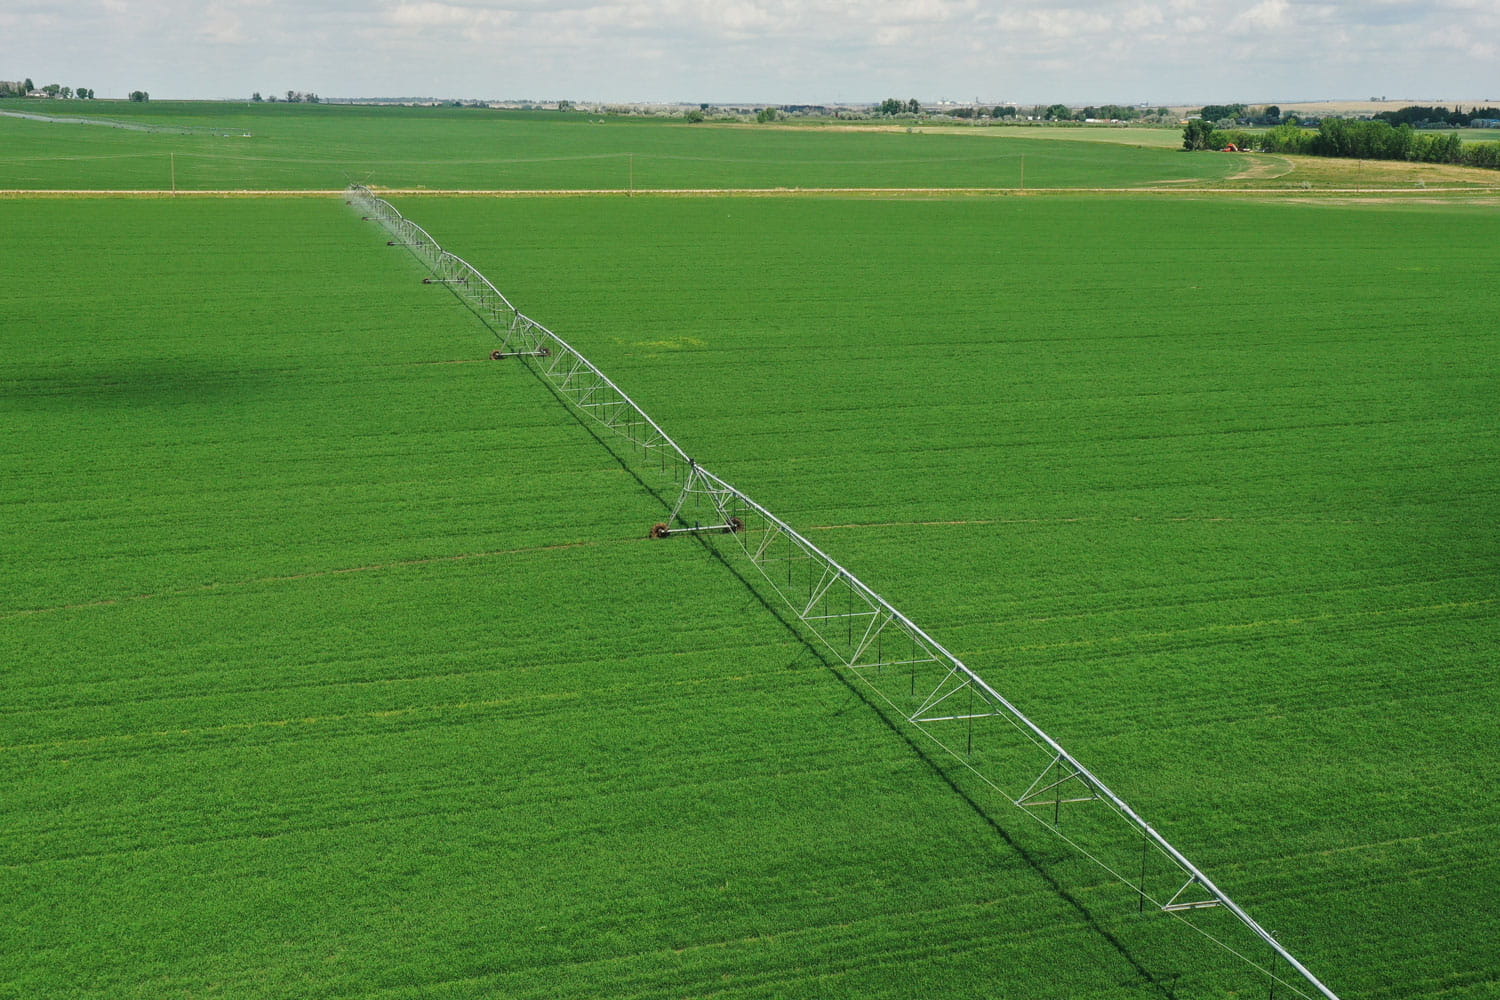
[{"left": 348, "top": 185, "right": 1341, "bottom": 1000}]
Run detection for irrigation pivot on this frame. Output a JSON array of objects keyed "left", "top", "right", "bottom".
[{"left": 347, "top": 184, "right": 1342, "bottom": 1000}]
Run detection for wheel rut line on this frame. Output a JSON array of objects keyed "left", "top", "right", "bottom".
[
  {"left": 0, "top": 538, "right": 627, "bottom": 620},
  {"left": 1005, "top": 597, "right": 1497, "bottom": 654}
]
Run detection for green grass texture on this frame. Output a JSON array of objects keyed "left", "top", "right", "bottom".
[
  {"left": 398, "top": 193, "right": 1500, "bottom": 1000},
  {"left": 3, "top": 193, "right": 1496, "bottom": 999},
  {"left": 1, "top": 197, "right": 1225, "bottom": 1000}
]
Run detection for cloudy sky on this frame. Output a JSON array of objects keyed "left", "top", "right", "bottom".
[{"left": 4, "top": 0, "right": 1497, "bottom": 104}]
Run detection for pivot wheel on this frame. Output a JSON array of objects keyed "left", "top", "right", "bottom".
[{"left": 649, "top": 523, "right": 671, "bottom": 539}]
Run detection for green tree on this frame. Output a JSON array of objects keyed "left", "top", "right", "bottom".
[
  {"left": 683, "top": 108, "right": 705, "bottom": 123},
  {"left": 24, "top": 78, "right": 34, "bottom": 92},
  {"left": 129, "top": 90, "right": 149, "bottom": 102},
  {"left": 1258, "top": 123, "right": 1314, "bottom": 154},
  {"left": 251, "top": 92, "right": 262, "bottom": 102},
  {"left": 1182, "top": 118, "right": 1217, "bottom": 151},
  {"left": 1461, "top": 141, "right": 1500, "bottom": 169},
  {"left": 755, "top": 106, "right": 778, "bottom": 124},
  {"left": 907, "top": 98, "right": 920, "bottom": 114},
  {"left": 1199, "top": 103, "right": 1246, "bottom": 123},
  {"left": 1044, "top": 103, "right": 1072, "bottom": 121}
]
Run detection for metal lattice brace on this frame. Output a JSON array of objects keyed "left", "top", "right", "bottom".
[{"left": 1163, "top": 875, "right": 1223, "bottom": 913}]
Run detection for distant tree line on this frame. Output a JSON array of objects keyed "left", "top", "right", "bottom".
[
  {"left": 1, "top": 79, "right": 97, "bottom": 99},
  {"left": 251, "top": 91, "right": 321, "bottom": 103},
  {"left": 1196, "top": 104, "right": 1287, "bottom": 126},
  {"left": 876, "top": 98, "right": 922, "bottom": 116},
  {"left": 1374, "top": 105, "right": 1500, "bottom": 127},
  {"left": 880, "top": 100, "right": 1171, "bottom": 122},
  {"left": 1185, "top": 118, "right": 1500, "bottom": 170},
  {"left": 1193, "top": 103, "right": 1500, "bottom": 130},
  {"left": 953, "top": 104, "right": 1171, "bottom": 121}
]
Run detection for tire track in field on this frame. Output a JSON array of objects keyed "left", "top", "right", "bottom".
[
  {"left": 0, "top": 693, "right": 578, "bottom": 756},
  {"left": 4, "top": 740, "right": 861, "bottom": 870},
  {"left": 804, "top": 513, "right": 1409, "bottom": 532},
  {"left": 0, "top": 627, "right": 798, "bottom": 723},
  {"left": 927, "top": 567, "right": 1499, "bottom": 632},
  {"left": 1, "top": 186, "right": 1496, "bottom": 199},
  {"left": 0, "top": 634, "right": 826, "bottom": 759},
  {"left": 375, "top": 901, "right": 1103, "bottom": 1000},
  {"left": 0, "top": 538, "right": 638, "bottom": 620},
  {"left": 1001, "top": 596, "right": 1496, "bottom": 655}
]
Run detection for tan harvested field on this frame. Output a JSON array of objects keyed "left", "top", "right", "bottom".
[
  {"left": 1221, "top": 151, "right": 1500, "bottom": 189},
  {"left": 1273, "top": 98, "right": 1498, "bottom": 116},
  {"left": 725, "top": 122, "right": 1184, "bottom": 148},
  {"left": 904, "top": 124, "right": 1184, "bottom": 147},
  {"left": 1158, "top": 99, "right": 1497, "bottom": 117}
]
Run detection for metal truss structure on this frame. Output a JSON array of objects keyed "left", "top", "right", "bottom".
[{"left": 347, "top": 185, "right": 1341, "bottom": 1000}]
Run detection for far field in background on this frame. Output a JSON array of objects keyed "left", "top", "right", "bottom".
[{"left": 0, "top": 100, "right": 1245, "bottom": 190}]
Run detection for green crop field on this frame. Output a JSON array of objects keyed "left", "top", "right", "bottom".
[
  {"left": 2, "top": 120, "right": 1497, "bottom": 1000},
  {"left": 393, "top": 194, "right": 1500, "bottom": 999},
  {"left": 0, "top": 100, "right": 1245, "bottom": 191}
]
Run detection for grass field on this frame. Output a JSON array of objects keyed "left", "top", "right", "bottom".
[
  {"left": 3, "top": 123, "right": 1497, "bottom": 999},
  {"left": 6, "top": 100, "right": 1496, "bottom": 193},
  {"left": 0, "top": 197, "right": 1255, "bottom": 1000},
  {"left": 0, "top": 101, "right": 1247, "bottom": 191},
  {"left": 386, "top": 193, "right": 1500, "bottom": 999}
]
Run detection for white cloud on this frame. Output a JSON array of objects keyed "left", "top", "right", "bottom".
[
  {"left": 1235, "top": 0, "right": 1289, "bottom": 30},
  {"left": 4, "top": 0, "right": 1499, "bottom": 102}
]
